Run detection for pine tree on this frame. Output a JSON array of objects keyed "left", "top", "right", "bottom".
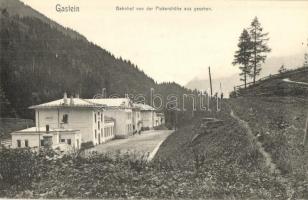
[
  {"left": 249, "top": 17, "right": 271, "bottom": 84},
  {"left": 232, "top": 29, "right": 252, "bottom": 88}
]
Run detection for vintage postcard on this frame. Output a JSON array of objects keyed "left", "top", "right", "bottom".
[{"left": 0, "top": 0, "right": 307, "bottom": 199}]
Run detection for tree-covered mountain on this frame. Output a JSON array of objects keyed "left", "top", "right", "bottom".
[
  {"left": 0, "top": 0, "right": 195, "bottom": 119},
  {"left": 0, "top": 0, "right": 85, "bottom": 41}
]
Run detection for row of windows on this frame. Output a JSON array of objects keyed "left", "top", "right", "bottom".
[
  {"left": 104, "top": 127, "right": 114, "bottom": 138},
  {"left": 17, "top": 140, "right": 28, "bottom": 148},
  {"left": 17, "top": 138, "right": 75, "bottom": 148},
  {"left": 94, "top": 112, "right": 103, "bottom": 123},
  {"left": 60, "top": 138, "right": 72, "bottom": 145},
  {"left": 127, "top": 124, "right": 132, "bottom": 133},
  {"left": 95, "top": 126, "right": 114, "bottom": 139}
]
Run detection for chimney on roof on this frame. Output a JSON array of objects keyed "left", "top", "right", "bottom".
[
  {"left": 70, "top": 96, "right": 74, "bottom": 105},
  {"left": 63, "top": 92, "right": 68, "bottom": 105}
]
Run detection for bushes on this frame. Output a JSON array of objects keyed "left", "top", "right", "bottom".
[
  {"left": 141, "top": 127, "right": 150, "bottom": 131},
  {"left": 0, "top": 146, "right": 286, "bottom": 199},
  {"left": 154, "top": 125, "right": 168, "bottom": 130},
  {"left": 80, "top": 141, "right": 94, "bottom": 150},
  {"left": 0, "top": 148, "right": 38, "bottom": 190}
]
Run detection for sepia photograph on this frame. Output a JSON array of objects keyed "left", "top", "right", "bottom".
[{"left": 0, "top": 0, "right": 307, "bottom": 199}]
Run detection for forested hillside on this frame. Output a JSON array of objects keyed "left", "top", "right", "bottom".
[{"left": 0, "top": 0, "right": 195, "bottom": 119}]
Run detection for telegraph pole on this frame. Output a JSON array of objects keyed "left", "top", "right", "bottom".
[
  {"left": 208, "top": 66, "right": 213, "bottom": 97},
  {"left": 304, "top": 113, "right": 308, "bottom": 147}
]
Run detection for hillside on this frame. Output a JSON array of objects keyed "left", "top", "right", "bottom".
[
  {"left": 185, "top": 54, "right": 305, "bottom": 96},
  {"left": 0, "top": 0, "right": 195, "bottom": 119},
  {"left": 228, "top": 97, "right": 308, "bottom": 198},
  {"left": 232, "top": 67, "right": 308, "bottom": 97},
  {"left": 0, "top": 0, "right": 85, "bottom": 40}
]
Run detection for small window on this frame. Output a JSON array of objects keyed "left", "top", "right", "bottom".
[
  {"left": 101, "top": 113, "right": 103, "bottom": 122},
  {"left": 94, "top": 114, "right": 97, "bottom": 123},
  {"left": 17, "top": 140, "right": 21, "bottom": 148},
  {"left": 67, "top": 139, "right": 71, "bottom": 145},
  {"left": 25, "top": 140, "right": 29, "bottom": 147},
  {"left": 95, "top": 130, "right": 97, "bottom": 139},
  {"left": 98, "top": 121, "right": 100, "bottom": 129},
  {"left": 62, "top": 114, "right": 68, "bottom": 124},
  {"left": 40, "top": 139, "right": 44, "bottom": 147},
  {"left": 61, "top": 139, "right": 65, "bottom": 143}
]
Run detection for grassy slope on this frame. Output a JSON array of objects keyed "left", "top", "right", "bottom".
[
  {"left": 236, "top": 67, "right": 308, "bottom": 97},
  {"left": 229, "top": 97, "right": 308, "bottom": 198},
  {"left": 154, "top": 102, "right": 288, "bottom": 199}
]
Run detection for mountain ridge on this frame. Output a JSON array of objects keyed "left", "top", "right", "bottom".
[{"left": 0, "top": 0, "right": 195, "bottom": 119}]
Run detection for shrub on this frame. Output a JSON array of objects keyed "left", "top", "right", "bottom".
[
  {"left": 80, "top": 141, "right": 94, "bottom": 150},
  {"left": 141, "top": 127, "right": 150, "bottom": 131},
  {"left": 0, "top": 148, "right": 38, "bottom": 190}
]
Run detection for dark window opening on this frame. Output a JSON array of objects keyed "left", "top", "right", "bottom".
[
  {"left": 67, "top": 139, "right": 72, "bottom": 145},
  {"left": 61, "top": 139, "right": 65, "bottom": 143},
  {"left": 17, "top": 140, "right": 21, "bottom": 148},
  {"left": 25, "top": 140, "right": 29, "bottom": 147},
  {"left": 62, "top": 114, "right": 68, "bottom": 124},
  {"left": 40, "top": 139, "right": 44, "bottom": 147}
]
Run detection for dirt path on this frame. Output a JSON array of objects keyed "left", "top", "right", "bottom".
[
  {"left": 283, "top": 78, "right": 308, "bottom": 86},
  {"left": 230, "top": 110, "right": 279, "bottom": 174},
  {"left": 230, "top": 109, "right": 295, "bottom": 198}
]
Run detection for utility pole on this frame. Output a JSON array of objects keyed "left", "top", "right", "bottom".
[
  {"left": 304, "top": 113, "right": 308, "bottom": 147},
  {"left": 208, "top": 66, "right": 213, "bottom": 97}
]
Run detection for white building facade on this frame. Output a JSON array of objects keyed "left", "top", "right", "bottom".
[
  {"left": 87, "top": 98, "right": 133, "bottom": 139},
  {"left": 10, "top": 95, "right": 164, "bottom": 150}
]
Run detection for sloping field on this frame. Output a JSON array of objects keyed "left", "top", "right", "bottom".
[
  {"left": 154, "top": 103, "right": 290, "bottom": 199},
  {"left": 235, "top": 67, "right": 308, "bottom": 97},
  {"left": 229, "top": 97, "right": 308, "bottom": 198}
]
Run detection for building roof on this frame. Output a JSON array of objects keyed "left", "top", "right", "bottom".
[
  {"left": 29, "top": 98, "right": 104, "bottom": 109},
  {"left": 12, "top": 127, "right": 79, "bottom": 134},
  {"left": 133, "top": 103, "right": 156, "bottom": 111},
  {"left": 86, "top": 98, "right": 132, "bottom": 108}
]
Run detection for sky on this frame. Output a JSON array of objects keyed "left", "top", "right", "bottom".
[{"left": 21, "top": 0, "right": 308, "bottom": 85}]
